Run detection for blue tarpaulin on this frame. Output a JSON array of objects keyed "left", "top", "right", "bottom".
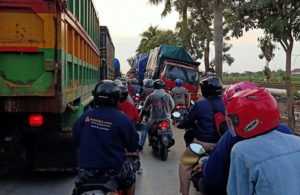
[
  {"left": 114, "top": 58, "right": 120, "bottom": 68},
  {"left": 132, "top": 53, "right": 149, "bottom": 84}
]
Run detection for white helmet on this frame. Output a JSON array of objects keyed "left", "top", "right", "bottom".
[{"left": 143, "top": 78, "right": 149, "bottom": 87}]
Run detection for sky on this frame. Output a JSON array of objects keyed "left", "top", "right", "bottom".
[{"left": 93, "top": 0, "right": 300, "bottom": 74}]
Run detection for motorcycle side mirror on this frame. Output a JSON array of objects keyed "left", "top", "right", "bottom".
[
  {"left": 191, "top": 100, "right": 195, "bottom": 105},
  {"left": 189, "top": 143, "right": 205, "bottom": 155},
  {"left": 172, "top": 111, "right": 181, "bottom": 118},
  {"left": 138, "top": 105, "right": 143, "bottom": 109}
]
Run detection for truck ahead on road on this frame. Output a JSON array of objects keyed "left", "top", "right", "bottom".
[{"left": 145, "top": 45, "right": 200, "bottom": 101}]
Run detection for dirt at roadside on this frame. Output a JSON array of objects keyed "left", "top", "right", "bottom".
[{"left": 276, "top": 96, "right": 300, "bottom": 135}]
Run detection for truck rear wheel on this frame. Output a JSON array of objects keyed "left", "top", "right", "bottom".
[{"left": 0, "top": 143, "right": 26, "bottom": 175}]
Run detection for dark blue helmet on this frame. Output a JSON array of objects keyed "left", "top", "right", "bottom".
[{"left": 175, "top": 79, "right": 182, "bottom": 86}]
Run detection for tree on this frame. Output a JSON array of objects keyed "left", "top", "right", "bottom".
[
  {"left": 258, "top": 36, "right": 276, "bottom": 82},
  {"left": 136, "top": 25, "right": 178, "bottom": 54},
  {"left": 127, "top": 57, "right": 135, "bottom": 69},
  {"left": 149, "top": 0, "right": 191, "bottom": 49},
  {"left": 188, "top": 0, "right": 213, "bottom": 72},
  {"left": 226, "top": 0, "right": 300, "bottom": 129},
  {"left": 214, "top": 0, "right": 223, "bottom": 78}
]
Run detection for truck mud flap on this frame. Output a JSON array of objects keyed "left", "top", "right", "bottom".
[{"left": 33, "top": 132, "right": 76, "bottom": 171}]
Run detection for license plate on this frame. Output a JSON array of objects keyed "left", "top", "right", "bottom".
[{"left": 157, "top": 130, "right": 172, "bottom": 135}]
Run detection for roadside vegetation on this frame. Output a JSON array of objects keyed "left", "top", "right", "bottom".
[
  {"left": 128, "top": 0, "right": 300, "bottom": 130},
  {"left": 223, "top": 70, "right": 300, "bottom": 84}
]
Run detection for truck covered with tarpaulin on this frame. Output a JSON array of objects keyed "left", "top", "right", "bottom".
[
  {"left": 133, "top": 53, "right": 149, "bottom": 85},
  {"left": 114, "top": 58, "right": 121, "bottom": 78},
  {"left": 145, "top": 45, "right": 200, "bottom": 101}
]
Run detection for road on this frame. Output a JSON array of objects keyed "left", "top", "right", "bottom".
[{"left": 0, "top": 125, "right": 201, "bottom": 195}]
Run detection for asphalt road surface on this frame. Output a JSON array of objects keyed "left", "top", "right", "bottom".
[{"left": 0, "top": 125, "right": 201, "bottom": 195}]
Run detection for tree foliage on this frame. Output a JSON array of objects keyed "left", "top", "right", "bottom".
[
  {"left": 225, "top": 0, "right": 300, "bottom": 129},
  {"left": 136, "top": 25, "right": 179, "bottom": 54},
  {"left": 126, "top": 56, "right": 135, "bottom": 69},
  {"left": 258, "top": 36, "right": 276, "bottom": 63}
]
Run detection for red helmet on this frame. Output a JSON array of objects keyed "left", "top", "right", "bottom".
[
  {"left": 223, "top": 81, "right": 259, "bottom": 106},
  {"left": 226, "top": 88, "right": 280, "bottom": 138}
]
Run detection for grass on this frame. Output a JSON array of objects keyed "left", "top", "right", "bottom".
[{"left": 223, "top": 75, "right": 300, "bottom": 84}]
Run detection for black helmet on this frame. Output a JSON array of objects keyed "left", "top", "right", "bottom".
[
  {"left": 153, "top": 79, "right": 165, "bottom": 89},
  {"left": 200, "top": 76, "right": 222, "bottom": 98},
  {"left": 119, "top": 85, "right": 128, "bottom": 103},
  {"left": 93, "top": 80, "right": 120, "bottom": 107}
]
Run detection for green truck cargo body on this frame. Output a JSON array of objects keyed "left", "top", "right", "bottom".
[{"left": 0, "top": 0, "right": 100, "bottom": 173}]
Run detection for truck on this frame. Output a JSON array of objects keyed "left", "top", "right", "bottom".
[
  {"left": 100, "top": 26, "right": 115, "bottom": 80},
  {"left": 132, "top": 53, "right": 149, "bottom": 85},
  {"left": 0, "top": 0, "right": 100, "bottom": 174},
  {"left": 145, "top": 45, "right": 200, "bottom": 101}
]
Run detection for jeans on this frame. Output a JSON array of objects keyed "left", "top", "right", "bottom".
[{"left": 139, "top": 122, "right": 150, "bottom": 146}]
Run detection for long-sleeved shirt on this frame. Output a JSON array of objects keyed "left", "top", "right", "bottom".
[
  {"left": 178, "top": 96, "right": 225, "bottom": 143},
  {"left": 142, "top": 89, "right": 175, "bottom": 123},
  {"left": 201, "top": 124, "right": 293, "bottom": 195},
  {"left": 73, "top": 105, "right": 139, "bottom": 169},
  {"left": 140, "top": 87, "right": 154, "bottom": 101},
  {"left": 117, "top": 100, "right": 140, "bottom": 123},
  {"left": 227, "top": 130, "right": 300, "bottom": 195},
  {"left": 171, "top": 86, "right": 189, "bottom": 106}
]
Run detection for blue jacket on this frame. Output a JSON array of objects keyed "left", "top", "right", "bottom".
[
  {"left": 73, "top": 106, "right": 139, "bottom": 169},
  {"left": 178, "top": 96, "right": 225, "bottom": 143},
  {"left": 227, "top": 130, "right": 300, "bottom": 195},
  {"left": 201, "top": 124, "right": 293, "bottom": 194}
]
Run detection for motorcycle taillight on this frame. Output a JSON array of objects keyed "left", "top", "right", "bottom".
[
  {"left": 176, "top": 105, "right": 184, "bottom": 109},
  {"left": 160, "top": 121, "right": 169, "bottom": 130},
  {"left": 134, "top": 97, "right": 139, "bottom": 102}
]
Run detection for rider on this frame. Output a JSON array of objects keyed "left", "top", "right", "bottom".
[
  {"left": 72, "top": 80, "right": 139, "bottom": 195},
  {"left": 131, "top": 78, "right": 141, "bottom": 94},
  {"left": 117, "top": 85, "right": 140, "bottom": 123},
  {"left": 140, "top": 78, "right": 154, "bottom": 102},
  {"left": 126, "top": 78, "right": 136, "bottom": 98},
  {"left": 197, "top": 82, "right": 294, "bottom": 195},
  {"left": 138, "top": 79, "right": 175, "bottom": 151},
  {"left": 115, "top": 79, "right": 135, "bottom": 105},
  {"left": 171, "top": 78, "right": 189, "bottom": 107},
  {"left": 226, "top": 88, "right": 300, "bottom": 194},
  {"left": 177, "top": 75, "right": 225, "bottom": 195}
]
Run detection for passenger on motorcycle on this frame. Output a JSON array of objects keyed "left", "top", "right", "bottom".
[
  {"left": 72, "top": 80, "right": 139, "bottom": 195},
  {"left": 171, "top": 78, "right": 189, "bottom": 107},
  {"left": 117, "top": 85, "right": 140, "bottom": 123},
  {"left": 115, "top": 79, "right": 135, "bottom": 106},
  {"left": 126, "top": 79, "right": 136, "bottom": 98},
  {"left": 140, "top": 79, "right": 154, "bottom": 102},
  {"left": 196, "top": 82, "right": 294, "bottom": 195},
  {"left": 131, "top": 78, "right": 141, "bottom": 94},
  {"left": 226, "top": 88, "right": 300, "bottom": 195},
  {"left": 177, "top": 76, "right": 225, "bottom": 195},
  {"left": 138, "top": 79, "right": 175, "bottom": 151}
]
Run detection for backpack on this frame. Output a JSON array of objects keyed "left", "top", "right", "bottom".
[{"left": 207, "top": 99, "right": 228, "bottom": 136}]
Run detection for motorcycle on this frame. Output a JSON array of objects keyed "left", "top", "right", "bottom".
[
  {"left": 172, "top": 104, "right": 188, "bottom": 125},
  {"left": 189, "top": 143, "right": 210, "bottom": 192},
  {"left": 148, "top": 120, "right": 175, "bottom": 161},
  {"left": 133, "top": 93, "right": 142, "bottom": 110},
  {"left": 72, "top": 152, "right": 140, "bottom": 195}
]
